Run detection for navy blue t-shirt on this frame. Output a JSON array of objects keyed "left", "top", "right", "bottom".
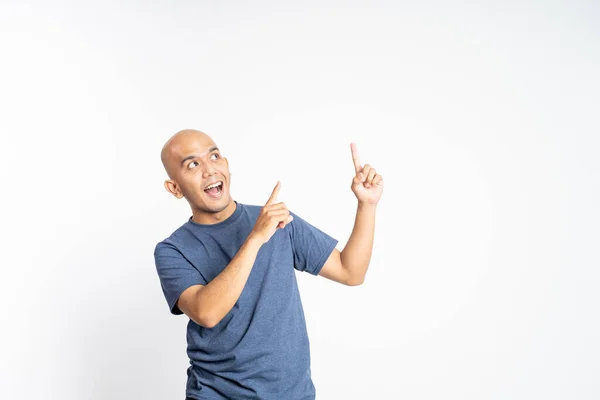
[{"left": 154, "top": 201, "right": 338, "bottom": 400}]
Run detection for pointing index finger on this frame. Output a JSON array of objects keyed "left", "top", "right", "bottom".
[
  {"left": 266, "top": 181, "right": 281, "bottom": 205},
  {"left": 351, "top": 142, "right": 362, "bottom": 174}
]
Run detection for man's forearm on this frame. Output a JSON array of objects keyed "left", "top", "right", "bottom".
[
  {"left": 195, "top": 236, "right": 262, "bottom": 327},
  {"left": 340, "top": 201, "right": 377, "bottom": 284}
]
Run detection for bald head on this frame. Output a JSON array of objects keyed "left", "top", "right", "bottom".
[
  {"left": 160, "top": 128, "right": 233, "bottom": 219},
  {"left": 161, "top": 129, "right": 214, "bottom": 179}
]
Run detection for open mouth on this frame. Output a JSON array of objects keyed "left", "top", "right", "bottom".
[{"left": 204, "top": 181, "right": 224, "bottom": 198}]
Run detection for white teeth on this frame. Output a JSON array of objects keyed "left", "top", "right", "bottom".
[{"left": 205, "top": 181, "right": 222, "bottom": 190}]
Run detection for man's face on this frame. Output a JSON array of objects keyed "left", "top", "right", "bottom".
[{"left": 163, "top": 132, "right": 232, "bottom": 214}]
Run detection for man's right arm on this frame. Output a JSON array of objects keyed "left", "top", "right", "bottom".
[
  {"left": 177, "top": 181, "right": 292, "bottom": 328},
  {"left": 177, "top": 235, "right": 262, "bottom": 328}
]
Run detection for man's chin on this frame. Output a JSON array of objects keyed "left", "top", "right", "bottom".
[{"left": 205, "top": 195, "right": 230, "bottom": 212}]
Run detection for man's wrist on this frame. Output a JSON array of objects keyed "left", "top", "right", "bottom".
[
  {"left": 245, "top": 233, "right": 265, "bottom": 249},
  {"left": 357, "top": 201, "right": 378, "bottom": 212}
]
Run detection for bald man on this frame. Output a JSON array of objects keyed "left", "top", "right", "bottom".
[{"left": 154, "top": 129, "right": 383, "bottom": 400}]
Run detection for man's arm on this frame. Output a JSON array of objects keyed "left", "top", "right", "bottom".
[
  {"left": 178, "top": 181, "right": 293, "bottom": 328},
  {"left": 319, "top": 143, "right": 383, "bottom": 286},
  {"left": 319, "top": 202, "right": 376, "bottom": 285},
  {"left": 177, "top": 236, "right": 262, "bottom": 328}
]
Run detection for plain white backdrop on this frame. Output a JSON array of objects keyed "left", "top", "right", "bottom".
[{"left": 1, "top": 1, "right": 598, "bottom": 399}]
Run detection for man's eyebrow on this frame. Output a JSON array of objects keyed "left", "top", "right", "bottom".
[{"left": 180, "top": 146, "right": 219, "bottom": 167}]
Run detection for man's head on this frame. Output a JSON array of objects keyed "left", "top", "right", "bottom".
[{"left": 161, "top": 129, "right": 233, "bottom": 222}]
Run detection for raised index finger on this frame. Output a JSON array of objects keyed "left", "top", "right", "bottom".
[
  {"left": 350, "top": 142, "right": 362, "bottom": 174},
  {"left": 265, "top": 181, "right": 281, "bottom": 205}
]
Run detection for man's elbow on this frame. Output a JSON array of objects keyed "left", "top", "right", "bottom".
[
  {"left": 190, "top": 309, "right": 220, "bottom": 329},
  {"left": 346, "top": 274, "right": 365, "bottom": 286}
]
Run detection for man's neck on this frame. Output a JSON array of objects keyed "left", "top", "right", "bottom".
[{"left": 191, "top": 200, "right": 237, "bottom": 225}]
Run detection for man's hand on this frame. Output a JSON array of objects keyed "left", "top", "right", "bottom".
[
  {"left": 350, "top": 143, "right": 384, "bottom": 205},
  {"left": 249, "top": 181, "right": 294, "bottom": 244}
]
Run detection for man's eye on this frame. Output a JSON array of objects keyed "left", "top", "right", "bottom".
[
  {"left": 211, "top": 153, "right": 219, "bottom": 160},
  {"left": 188, "top": 161, "right": 198, "bottom": 169}
]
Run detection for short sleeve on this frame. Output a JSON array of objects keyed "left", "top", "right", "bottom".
[
  {"left": 154, "top": 242, "right": 208, "bottom": 315},
  {"left": 288, "top": 211, "right": 338, "bottom": 275}
]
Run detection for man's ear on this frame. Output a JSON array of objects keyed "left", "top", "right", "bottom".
[{"left": 164, "top": 180, "right": 183, "bottom": 198}]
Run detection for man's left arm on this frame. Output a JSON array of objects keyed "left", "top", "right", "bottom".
[{"left": 319, "top": 143, "right": 384, "bottom": 286}]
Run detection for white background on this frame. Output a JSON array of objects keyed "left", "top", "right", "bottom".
[{"left": 1, "top": 1, "right": 598, "bottom": 399}]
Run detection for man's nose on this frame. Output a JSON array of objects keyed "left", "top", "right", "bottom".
[{"left": 201, "top": 162, "right": 217, "bottom": 177}]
